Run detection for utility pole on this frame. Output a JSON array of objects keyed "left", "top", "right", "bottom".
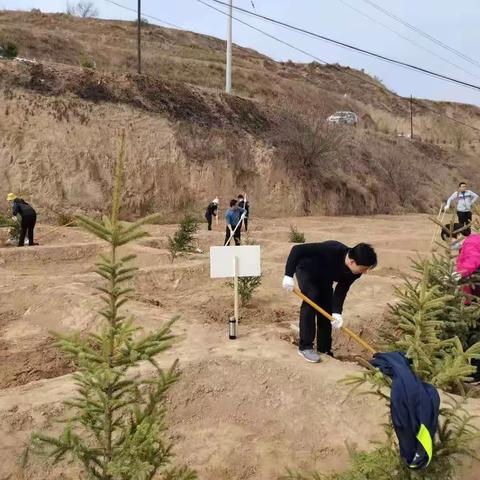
[
  {"left": 137, "top": 0, "right": 141, "bottom": 74},
  {"left": 410, "top": 94, "right": 414, "bottom": 139},
  {"left": 226, "top": 0, "right": 233, "bottom": 94}
]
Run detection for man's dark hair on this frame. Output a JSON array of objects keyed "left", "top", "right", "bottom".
[
  {"left": 349, "top": 243, "right": 377, "bottom": 268},
  {"left": 230, "top": 199, "right": 237, "bottom": 207},
  {"left": 237, "top": 194, "right": 244, "bottom": 199},
  {"left": 459, "top": 182, "right": 467, "bottom": 187}
]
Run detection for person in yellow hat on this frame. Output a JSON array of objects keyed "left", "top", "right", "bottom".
[{"left": 6, "top": 193, "right": 37, "bottom": 246}]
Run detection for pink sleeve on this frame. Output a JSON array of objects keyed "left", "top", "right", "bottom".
[{"left": 456, "top": 237, "right": 480, "bottom": 278}]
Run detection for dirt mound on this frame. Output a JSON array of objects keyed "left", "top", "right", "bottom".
[
  {"left": 0, "top": 215, "right": 480, "bottom": 479},
  {"left": 0, "top": 336, "right": 73, "bottom": 388}
]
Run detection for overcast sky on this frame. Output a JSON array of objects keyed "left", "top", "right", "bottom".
[{"left": 4, "top": 0, "right": 480, "bottom": 106}]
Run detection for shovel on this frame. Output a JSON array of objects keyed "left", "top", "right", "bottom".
[{"left": 294, "top": 287, "right": 376, "bottom": 355}]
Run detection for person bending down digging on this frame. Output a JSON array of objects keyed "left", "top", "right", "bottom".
[
  {"left": 7, "top": 193, "right": 37, "bottom": 247},
  {"left": 205, "top": 197, "right": 219, "bottom": 231},
  {"left": 282, "top": 241, "right": 377, "bottom": 363}
]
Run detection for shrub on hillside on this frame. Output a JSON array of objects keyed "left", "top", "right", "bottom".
[
  {"left": 0, "top": 41, "right": 18, "bottom": 59},
  {"left": 79, "top": 57, "right": 96, "bottom": 69},
  {"left": 56, "top": 213, "right": 77, "bottom": 227},
  {"left": 272, "top": 101, "right": 344, "bottom": 214}
]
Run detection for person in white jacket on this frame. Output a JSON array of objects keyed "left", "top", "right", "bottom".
[{"left": 444, "top": 182, "right": 478, "bottom": 236}]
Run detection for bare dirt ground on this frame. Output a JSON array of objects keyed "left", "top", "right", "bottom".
[{"left": 1, "top": 214, "right": 479, "bottom": 479}]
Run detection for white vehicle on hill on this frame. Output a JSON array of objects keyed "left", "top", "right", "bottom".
[{"left": 327, "top": 111, "right": 358, "bottom": 125}]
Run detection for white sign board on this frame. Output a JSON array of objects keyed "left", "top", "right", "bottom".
[{"left": 210, "top": 246, "right": 261, "bottom": 278}]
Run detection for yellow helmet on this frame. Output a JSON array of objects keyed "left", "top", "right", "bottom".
[{"left": 6, "top": 193, "right": 16, "bottom": 202}]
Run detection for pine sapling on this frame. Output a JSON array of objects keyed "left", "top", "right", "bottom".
[
  {"left": 23, "top": 133, "right": 196, "bottom": 480},
  {"left": 289, "top": 225, "right": 306, "bottom": 243},
  {"left": 168, "top": 214, "right": 199, "bottom": 262}
]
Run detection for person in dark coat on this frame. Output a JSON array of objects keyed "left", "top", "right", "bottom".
[
  {"left": 7, "top": 193, "right": 37, "bottom": 247},
  {"left": 205, "top": 198, "right": 219, "bottom": 231},
  {"left": 237, "top": 194, "right": 250, "bottom": 232},
  {"left": 283, "top": 241, "right": 377, "bottom": 363}
]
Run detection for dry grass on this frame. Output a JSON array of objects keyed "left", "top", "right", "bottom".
[{"left": 2, "top": 10, "right": 480, "bottom": 220}]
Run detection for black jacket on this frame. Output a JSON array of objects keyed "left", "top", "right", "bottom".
[
  {"left": 285, "top": 240, "right": 361, "bottom": 313},
  {"left": 205, "top": 202, "right": 218, "bottom": 217},
  {"left": 370, "top": 352, "right": 440, "bottom": 469},
  {"left": 238, "top": 200, "right": 250, "bottom": 217},
  {"left": 12, "top": 199, "right": 36, "bottom": 218}
]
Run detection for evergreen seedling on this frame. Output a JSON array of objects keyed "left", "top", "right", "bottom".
[
  {"left": 289, "top": 225, "right": 306, "bottom": 243},
  {"left": 23, "top": 133, "right": 196, "bottom": 480},
  {"left": 168, "top": 214, "right": 199, "bottom": 262}
]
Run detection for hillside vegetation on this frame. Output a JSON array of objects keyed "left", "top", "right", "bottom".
[{"left": 1, "top": 10, "right": 480, "bottom": 220}]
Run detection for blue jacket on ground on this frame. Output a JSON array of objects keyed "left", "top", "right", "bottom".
[
  {"left": 225, "top": 207, "right": 245, "bottom": 228},
  {"left": 370, "top": 351, "right": 440, "bottom": 470}
]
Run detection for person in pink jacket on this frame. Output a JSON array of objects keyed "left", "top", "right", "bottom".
[{"left": 455, "top": 233, "right": 480, "bottom": 297}]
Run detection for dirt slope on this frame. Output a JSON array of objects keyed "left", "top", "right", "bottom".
[
  {"left": 1, "top": 10, "right": 480, "bottom": 220},
  {"left": 1, "top": 59, "right": 479, "bottom": 221},
  {"left": 1, "top": 214, "right": 480, "bottom": 479}
]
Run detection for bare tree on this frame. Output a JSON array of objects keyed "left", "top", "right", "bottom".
[
  {"left": 375, "top": 150, "right": 419, "bottom": 207},
  {"left": 66, "top": 0, "right": 98, "bottom": 18},
  {"left": 273, "top": 100, "right": 344, "bottom": 213}
]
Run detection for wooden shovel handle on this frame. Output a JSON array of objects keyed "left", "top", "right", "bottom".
[{"left": 293, "top": 287, "right": 377, "bottom": 355}]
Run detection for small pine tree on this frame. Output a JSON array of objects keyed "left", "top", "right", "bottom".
[
  {"left": 387, "top": 261, "right": 480, "bottom": 393},
  {"left": 226, "top": 275, "right": 262, "bottom": 306},
  {"left": 23, "top": 133, "right": 196, "bottom": 480},
  {"left": 0, "top": 213, "right": 20, "bottom": 244},
  {"left": 289, "top": 225, "right": 305, "bottom": 243},
  {"left": 168, "top": 214, "right": 199, "bottom": 262}
]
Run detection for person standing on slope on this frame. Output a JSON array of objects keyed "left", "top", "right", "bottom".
[
  {"left": 282, "top": 241, "right": 377, "bottom": 363},
  {"left": 7, "top": 193, "right": 37, "bottom": 247},
  {"left": 237, "top": 194, "right": 250, "bottom": 232},
  {"left": 205, "top": 197, "right": 219, "bottom": 231},
  {"left": 444, "top": 182, "right": 479, "bottom": 236},
  {"left": 224, "top": 199, "right": 246, "bottom": 246}
]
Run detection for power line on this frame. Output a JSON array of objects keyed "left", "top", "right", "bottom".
[
  {"left": 197, "top": 0, "right": 480, "bottom": 134},
  {"left": 359, "top": 0, "right": 480, "bottom": 71},
  {"left": 336, "top": 0, "right": 480, "bottom": 81},
  {"left": 100, "top": 0, "right": 480, "bottom": 134},
  {"left": 102, "top": 0, "right": 181, "bottom": 29},
  {"left": 206, "top": 0, "right": 480, "bottom": 93},
  {"left": 197, "top": 0, "right": 328, "bottom": 65}
]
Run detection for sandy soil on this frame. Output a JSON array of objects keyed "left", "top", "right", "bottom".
[{"left": 0, "top": 214, "right": 479, "bottom": 479}]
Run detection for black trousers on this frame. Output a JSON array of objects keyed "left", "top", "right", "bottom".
[
  {"left": 225, "top": 226, "right": 241, "bottom": 246},
  {"left": 297, "top": 270, "right": 333, "bottom": 353},
  {"left": 206, "top": 213, "right": 213, "bottom": 231},
  {"left": 242, "top": 217, "right": 248, "bottom": 232},
  {"left": 457, "top": 211, "right": 472, "bottom": 236},
  {"left": 19, "top": 214, "right": 36, "bottom": 247}
]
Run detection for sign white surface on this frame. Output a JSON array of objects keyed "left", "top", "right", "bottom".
[{"left": 210, "top": 246, "right": 261, "bottom": 278}]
